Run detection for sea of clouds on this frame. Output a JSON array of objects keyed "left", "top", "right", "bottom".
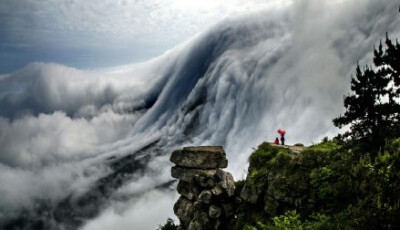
[{"left": 0, "top": 0, "right": 399, "bottom": 229}]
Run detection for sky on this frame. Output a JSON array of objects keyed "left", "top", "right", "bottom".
[{"left": 0, "top": 0, "right": 287, "bottom": 73}]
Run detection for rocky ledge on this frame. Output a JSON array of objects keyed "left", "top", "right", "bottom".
[
  {"left": 170, "top": 146, "right": 228, "bottom": 169},
  {"left": 170, "top": 146, "right": 235, "bottom": 230}
]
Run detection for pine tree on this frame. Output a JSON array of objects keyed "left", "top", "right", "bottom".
[{"left": 333, "top": 34, "right": 400, "bottom": 151}]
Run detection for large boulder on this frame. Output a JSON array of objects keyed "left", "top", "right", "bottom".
[
  {"left": 177, "top": 181, "right": 199, "bottom": 200},
  {"left": 216, "top": 170, "right": 235, "bottom": 197},
  {"left": 198, "top": 190, "right": 212, "bottom": 204},
  {"left": 209, "top": 205, "right": 222, "bottom": 219},
  {"left": 171, "top": 166, "right": 217, "bottom": 183},
  {"left": 174, "top": 196, "right": 195, "bottom": 224},
  {"left": 170, "top": 146, "right": 228, "bottom": 169},
  {"left": 170, "top": 146, "right": 236, "bottom": 230}
]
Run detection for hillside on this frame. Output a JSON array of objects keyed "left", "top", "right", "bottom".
[
  {"left": 159, "top": 137, "right": 400, "bottom": 230},
  {"left": 230, "top": 138, "right": 400, "bottom": 229},
  {"left": 268, "top": 143, "right": 307, "bottom": 154}
]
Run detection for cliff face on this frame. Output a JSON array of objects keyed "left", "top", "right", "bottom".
[
  {"left": 168, "top": 144, "right": 307, "bottom": 230},
  {"left": 170, "top": 146, "right": 236, "bottom": 230},
  {"left": 168, "top": 139, "right": 400, "bottom": 230}
]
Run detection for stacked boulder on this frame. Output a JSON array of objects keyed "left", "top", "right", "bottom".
[{"left": 170, "top": 146, "right": 235, "bottom": 230}]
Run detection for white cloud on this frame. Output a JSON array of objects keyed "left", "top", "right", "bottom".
[
  {"left": 0, "top": 160, "right": 109, "bottom": 219},
  {"left": 81, "top": 154, "right": 178, "bottom": 230},
  {"left": 0, "top": 0, "right": 399, "bottom": 229},
  {"left": 0, "top": 0, "right": 278, "bottom": 49},
  {"left": 0, "top": 111, "right": 140, "bottom": 168},
  {"left": 81, "top": 190, "right": 179, "bottom": 230}
]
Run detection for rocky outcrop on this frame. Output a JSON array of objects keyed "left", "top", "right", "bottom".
[
  {"left": 170, "top": 146, "right": 235, "bottom": 230},
  {"left": 170, "top": 146, "right": 228, "bottom": 169}
]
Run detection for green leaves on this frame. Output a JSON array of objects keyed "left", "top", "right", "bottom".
[
  {"left": 333, "top": 35, "right": 400, "bottom": 151},
  {"left": 233, "top": 137, "right": 400, "bottom": 230}
]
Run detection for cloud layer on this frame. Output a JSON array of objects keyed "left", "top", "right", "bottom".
[
  {"left": 0, "top": 0, "right": 280, "bottom": 72},
  {"left": 0, "top": 0, "right": 399, "bottom": 229}
]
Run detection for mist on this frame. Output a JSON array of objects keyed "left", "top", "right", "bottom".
[{"left": 0, "top": 0, "right": 399, "bottom": 229}]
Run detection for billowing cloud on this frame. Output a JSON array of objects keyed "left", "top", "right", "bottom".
[
  {"left": 82, "top": 154, "right": 178, "bottom": 230},
  {"left": 0, "top": 0, "right": 282, "bottom": 72},
  {"left": 81, "top": 190, "right": 178, "bottom": 230},
  {"left": 0, "top": 61, "right": 169, "bottom": 118},
  {"left": 0, "top": 111, "right": 138, "bottom": 167},
  {"left": 0, "top": 0, "right": 286, "bottom": 46},
  {"left": 0, "top": 0, "right": 399, "bottom": 229}
]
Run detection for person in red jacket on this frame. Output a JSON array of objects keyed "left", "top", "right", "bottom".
[
  {"left": 274, "top": 137, "right": 279, "bottom": 145},
  {"left": 277, "top": 129, "right": 286, "bottom": 145}
]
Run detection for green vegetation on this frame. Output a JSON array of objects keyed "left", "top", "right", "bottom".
[
  {"left": 333, "top": 34, "right": 400, "bottom": 152},
  {"left": 230, "top": 138, "right": 400, "bottom": 229},
  {"left": 157, "top": 218, "right": 181, "bottom": 230}
]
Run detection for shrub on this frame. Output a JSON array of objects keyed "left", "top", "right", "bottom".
[{"left": 157, "top": 218, "right": 180, "bottom": 230}]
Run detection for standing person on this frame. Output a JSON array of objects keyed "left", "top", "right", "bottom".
[
  {"left": 274, "top": 137, "right": 279, "bottom": 145},
  {"left": 278, "top": 129, "right": 286, "bottom": 145}
]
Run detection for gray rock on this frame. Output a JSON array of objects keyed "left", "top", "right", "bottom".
[
  {"left": 248, "top": 192, "right": 259, "bottom": 204},
  {"left": 211, "top": 185, "right": 224, "bottom": 196},
  {"left": 177, "top": 181, "right": 199, "bottom": 200},
  {"left": 197, "top": 175, "right": 216, "bottom": 188},
  {"left": 213, "top": 220, "right": 221, "bottom": 230},
  {"left": 235, "top": 196, "right": 243, "bottom": 204},
  {"left": 170, "top": 146, "right": 228, "bottom": 169},
  {"left": 171, "top": 166, "right": 216, "bottom": 183},
  {"left": 194, "top": 210, "right": 209, "bottom": 221},
  {"left": 222, "top": 202, "right": 234, "bottom": 217},
  {"left": 188, "top": 220, "right": 202, "bottom": 230},
  {"left": 173, "top": 196, "right": 194, "bottom": 224},
  {"left": 240, "top": 186, "right": 250, "bottom": 200},
  {"left": 190, "top": 211, "right": 209, "bottom": 230},
  {"left": 217, "top": 170, "right": 235, "bottom": 197},
  {"left": 209, "top": 205, "right": 222, "bottom": 219},
  {"left": 198, "top": 190, "right": 212, "bottom": 204},
  {"left": 264, "top": 196, "right": 279, "bottom": 216},
  {"left": 240, "top": 185, "right": 259, "bottom": 204},
  {"left": 170, "top": 146, "right": 237, "bottom": 230},
  {"left": 193, "top": 200, "right": 204, "bottom": 210}
]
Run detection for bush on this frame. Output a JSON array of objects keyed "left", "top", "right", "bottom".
[
  {"left": 231, "top": 137, "right": 400, "bottom": 229},
  {"left": 157, "top": 218, "right": 180, "bottom": 230},
  {"left": 242, "top": 211, "right": 336, "bottom": 230}
]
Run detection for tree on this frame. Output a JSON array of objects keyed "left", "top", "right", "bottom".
[
  {"left": 333, "top": 34, "right": 400, "bottom": 151},
  {"left": 157, "top": 218, "right": 181, "bottom": 230}
]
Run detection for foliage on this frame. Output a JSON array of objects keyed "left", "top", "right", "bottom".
[
  {"left": 333, "top": 34, "right": 400, "bottom": 151},
  {"left": 157, "top": 218, "right": 180, "bottom": 230},
  {"left": 248, "top": 143, "right": 294, "bottom": 195},
  {"left": 243, "top": 225, "right": 258, "bottom": 230},
  {"left": 241, "top": 210, "right": 336, "bottom": 230},
  {"left": 266, "top": 210, "right": 304, "bottom": 230},
  {"left": 229, "top": 137, "right": 400, "bottom": 230}
]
